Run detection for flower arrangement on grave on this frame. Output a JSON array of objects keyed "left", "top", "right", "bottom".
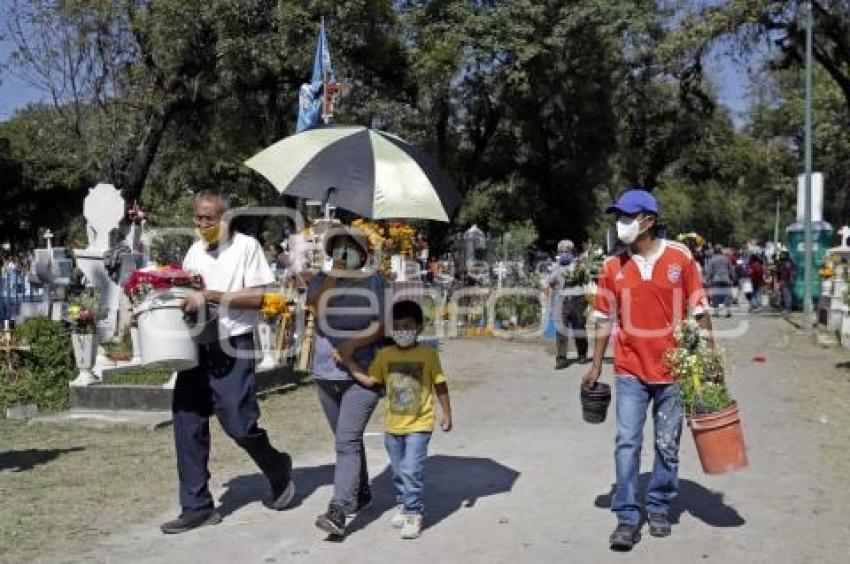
[
  {"left": 666, "top": 320, "right": 732, "bottom": 416},
  {"left": 260, "top": 293, "right": 293, "bottom": 322},
  {"left": 67, "top": 291, "right": 99, "bottom": 335},
  {"left": 819, "top": 252, "right": 837, "bottom": 280},
  {"left": 123, "top": 265, "right": 204, "bottom": 306},
  {"left": 387, "top": 221, "right": 416, "bottom": 257}
]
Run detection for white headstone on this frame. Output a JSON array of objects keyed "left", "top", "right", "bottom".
[
  {"left": 83, "top": 183, "right": 126, "bottom": 251},
  {"left": 75, "top": 183, "right": 126, "bottom": 344}
]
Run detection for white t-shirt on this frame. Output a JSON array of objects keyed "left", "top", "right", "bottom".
[{"left": 182, "top": 232, "right": 275, "bottom": 338}]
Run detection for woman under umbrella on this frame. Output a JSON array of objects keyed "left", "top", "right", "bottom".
[{"left": 307, "top": 226, "right": 387, "bottom": 537}]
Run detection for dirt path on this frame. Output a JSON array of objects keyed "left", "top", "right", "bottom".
[{"left": 4, "top": 315, "right": 850, "bottom": 563}]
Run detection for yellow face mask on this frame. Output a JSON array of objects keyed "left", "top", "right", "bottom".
[{"left": 198, "top": 222, "right": 224, "bottom": 245}]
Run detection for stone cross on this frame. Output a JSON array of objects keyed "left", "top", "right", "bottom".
[
  {"left": 43, "top": 229, "right": 53, "bottom": 251},
  {"left": 838, "top": 226, "right": 850, "bottom": 249},
  {"left": 494, "top": 262, "right": 509, "bottom": 289}
]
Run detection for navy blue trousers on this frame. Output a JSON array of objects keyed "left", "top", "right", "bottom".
[{"left": 172, "top": 333, "right": 285, "bottom": 511}]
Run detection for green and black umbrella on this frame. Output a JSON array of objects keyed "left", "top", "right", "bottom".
[{"left": 245, "top": 125, "right": 461, "bottom": 222}]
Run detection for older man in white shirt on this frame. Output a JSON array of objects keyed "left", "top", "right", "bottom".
[{"left": 160, "top": 192, "right": 295, "bottom": 534}]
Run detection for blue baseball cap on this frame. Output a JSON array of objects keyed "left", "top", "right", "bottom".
[{"left": 605, "top": 188, "right": 658, "bottom": 215}]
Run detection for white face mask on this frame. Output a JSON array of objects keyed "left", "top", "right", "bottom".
[
  {"left": 393, "top": 329, "right": 418, "bottom": 348},
  {"left": 333, "top": 245, "right": 362, "bottom": 270},
  {"left": 616, "top": 217, "right": 641, "bottom": 244}
]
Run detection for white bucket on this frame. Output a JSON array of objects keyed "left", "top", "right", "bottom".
[{"left": 134, "top": 288, "right": 205, "bottom": 370}]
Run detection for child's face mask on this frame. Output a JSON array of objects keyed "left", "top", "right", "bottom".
[{"left": 392, "top": 329, "right": 418, "bottom": 348}]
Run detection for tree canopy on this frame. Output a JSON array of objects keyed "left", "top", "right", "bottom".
[{"left": 1, "top": 0, "right": 849, "bottom": 253}]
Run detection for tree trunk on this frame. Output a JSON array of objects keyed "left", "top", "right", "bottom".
[{"left": 116, "top": 101, "right": 175, "bottom": 205}]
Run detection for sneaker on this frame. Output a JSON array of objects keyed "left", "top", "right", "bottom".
[
  {"left": 315, "top": 504, "right": 347, "bottom": 537},
  {"left": 609, "top": 522, "right": 640, "bottom": 551},
  {"left": 269, "top": 453, "right": 296, "bottom": 510},
  {"left": 555, "top": 356, "right": 570, "bottom": 370},
  {"left": 577, "top": 355, "right": 591, "bottom": 364},
  {"left": 346, "top": 489, "right": 373, "bottom": 518},
  {"left": 400, "top": 514, "right": 423, "bottom": 539},
  {"left": 390, "top": 505, "right": 406, "bottom": 529},
  {"left": 648, "top": 513, "right": 671, "bottom": 537},
  {"left": 160, "top": 508, "right": 222, "bottom": 534}
]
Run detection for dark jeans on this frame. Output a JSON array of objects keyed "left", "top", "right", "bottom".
[
  {"left": 316, "top": 379, "right": 380, "bottom": 512},
  {"left": 555, "top": 294, "right": 588, "bottom": 359},
  {"left": 711, "top": 281, "right": 732, "bottom": 310},
  {"left": 172, "top": 333, "right": 287, "bottom": 512}
]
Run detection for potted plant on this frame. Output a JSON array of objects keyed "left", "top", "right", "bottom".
[
  {"left": 667, "top": 320, "right": 748, "bottom": 474},
  {"left": 123, "top": 265, "right": 205, "bottom": 370},
  {"left": 67, "top": 291, "right": 100, "bottom": 386},
  {"left": 257, "top": 292, "right": 292, "bottom": 369}
]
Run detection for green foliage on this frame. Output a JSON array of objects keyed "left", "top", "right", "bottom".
[
  {"left": 0, "top": 317, "right": 75, "bottom": 415},
  {"left": 149, "top": 233, "right": 195, "bottom": 266},
  {"left": 493, "top": 294, "right": 542, "bottom": 328},
  {"left": 2, "top": 0, "right": 849, "bottom": 254}
]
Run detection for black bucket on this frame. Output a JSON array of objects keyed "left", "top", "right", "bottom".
[{"left": 581, "top": 382, "right": 612, "bottom": 424}]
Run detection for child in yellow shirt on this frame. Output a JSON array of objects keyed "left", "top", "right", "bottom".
[{"left": 341, "top": 300, "right": 452, "bottom": 539}]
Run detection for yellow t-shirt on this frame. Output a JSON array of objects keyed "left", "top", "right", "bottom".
[{"left": 368, "top": 345, "right": 446, "bottom": 435}]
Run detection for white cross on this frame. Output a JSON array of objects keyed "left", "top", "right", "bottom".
[
  {"left": 494, "top": 262, "right": 509, "bottom": 289},
  {"left": 43, "top": 229, "right": 54, "bottom": 250},
  {"left": 838, "top": 225, "right": 850, "bottom": 248}
]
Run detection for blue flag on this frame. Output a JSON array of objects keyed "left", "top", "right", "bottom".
[{"left": 297, "top": 20, "right": 336, "bottom": 133}]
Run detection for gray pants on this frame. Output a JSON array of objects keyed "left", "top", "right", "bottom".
[{"left": 316, "top": 379, "right": 380, "bottom": 512}]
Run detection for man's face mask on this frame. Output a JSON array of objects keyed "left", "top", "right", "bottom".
[
  {"left": 616, "top": 214, "right": 651, "bottom": 245},
  {"left": 198, "top": 222, "right": 224, "bottom": 245},
  {"left": 558, "top": 253, "right": 574, "bottom": 266}
]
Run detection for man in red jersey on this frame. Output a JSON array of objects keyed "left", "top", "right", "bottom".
[{"left": 582, "top": 188, "right": 714, "bottom": 551}]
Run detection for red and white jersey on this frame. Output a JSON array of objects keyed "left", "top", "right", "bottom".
[{"left": 593, "top": 240, "right": 708, "bottom": 384}]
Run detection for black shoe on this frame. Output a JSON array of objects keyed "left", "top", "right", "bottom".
[
  {"left": 316, "top": 504, "right": 347, "bottom": 537},
  {"left": 160, "top": 508, "right": 222, "bottom": 534},
  {"left": 555, "top": 356, "right": 570, "bottom": 370},
  {"left": 609, "top": 523, "right": 641, "bottom": 551},
  {"left": 269, "top": 453, "right": 296, "bottom": 510},
  {"left": 346, "top": 488, "right": 373, "bottom": 518},
  {"left": 648, "top": 513, "right": 671, "bottom": 537},
  {"left": 577, "top": 356, "right": 591, "bottom": 364}
]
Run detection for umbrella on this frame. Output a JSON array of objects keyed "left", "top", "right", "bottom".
[{"left": 244, "top": 124, "right": 461, "bottom": 222}]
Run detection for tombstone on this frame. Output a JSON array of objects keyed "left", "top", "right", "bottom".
[
  {"left": 27, "top": 230, "right": 73, "bottom": 322},
  {"left": 74, "top": 183, "right": 126, "bottom": 352}
]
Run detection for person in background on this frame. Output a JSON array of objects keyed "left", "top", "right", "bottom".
[
  {"left": 705, "top": 244, "right": 733, "bottom": 318},
  {"left": 747, "top": 254, "right": 765, "bottom": 312},
  {"left": 777, "top": 251, "right": 796, "bottom": 312},
  {"left": 426, "top": 255, "right": 441, "bottom": 284},
  {"left": 547, "top": 239, "right": 590, "bottom": 369},
  {"left": 415, "top": 232, "right": 429, "bottom": 272},
  {"left": 162, "top": 191, "right": 296, "bottom": 534}
]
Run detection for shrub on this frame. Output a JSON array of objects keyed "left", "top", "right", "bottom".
[{"left": 0, "top": 317, "right": 75, "bottom": 415}]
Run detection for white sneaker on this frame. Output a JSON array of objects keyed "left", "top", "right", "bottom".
[
  {"left": 400, "top": 514, "right": 423, "bottom": 539},
  {"left": 390, "top": 506, "right": 406, "bottom": 529}
]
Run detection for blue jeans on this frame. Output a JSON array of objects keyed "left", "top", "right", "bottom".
[
  {"left": 613, "top": 376, "right": 683, "bottom": 526},
  {"left": 385, "top": 432, "right": 432, "bottom": 515},
  {"left": 781, "top": 283, "right": 794, "bottom": 311}
]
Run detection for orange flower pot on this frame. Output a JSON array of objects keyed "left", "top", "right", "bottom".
[{"left": 688, "top": 402, "right": 749, "bottom": 474}]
